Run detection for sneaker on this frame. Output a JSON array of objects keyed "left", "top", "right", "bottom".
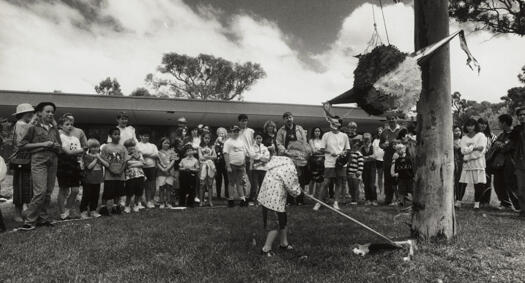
[
  {"left": 112, "top": 206, "right": 122, "bottom": 215},
  {"left": 167, "top": 203, "right": 174, "bottom": 209},
  {"left": 194, "top": 197, "right": 201, "bottom": 203},
  {"left": 248, "top": 202, "right": 255, "bottom": 207},
  {"left": 297, "top": 202, "right": 304, "bottom": 206},
  {"left": 124, "top": 206, "right": 131, "bottom": 214},
  {"left": 132, "top": 205, "right": 140, "bottom": 213},
  {"left": 146, "top": 201, "right": 155, "bottom": 209},
  {"left": 371, "top": 201, "right": 379, "bottom": 207},
  {"left": 364, "top": 201, "right": 372, "bottom": 206},
  {"left": 313, "top": 203, "right": 321, "bottom": 211},
  {"left": 454, "top": 201, "right": 462, "bottom": 208},
  {"left": 474, "top": 202, "right": 480, "bottom": 209},
  {"left": 18, "top": 223, "right": 36, "bottom": 231},
  {"left": 159, "top": 204, "right": 166, "bottom": 209},
  {"left": 80, "top": 211, "right": 90, "bottom": 220},
  {"left": 136, "top": 203, "right": 145, "bottom": 210},
  {"left": 350, "top": 202, "right": 358, "bottom": 205},
  {"left": 90, "top": 211, "right": 102, "bottom": 218},
  {"left": 99, "top": 206, "right": 110, "bottom": 216},
  {"left": 333, "top": 201, "right": 340, "bottom": 210},
  {"left": 389, "top": 202, "right": 398, "bottom": 206},
  {"left": 60, "top": 209, "right": 70, "bottom": 220},
  {"left": 13, "top": 215, "right": 24, "bottom": 223},
  {"left": 261, "top": 248, "right": 275, "bottom": 257}
]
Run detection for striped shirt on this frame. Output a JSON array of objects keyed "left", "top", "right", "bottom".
[{"left": 347, "top": 150, "right": 364, "bottom": 177}]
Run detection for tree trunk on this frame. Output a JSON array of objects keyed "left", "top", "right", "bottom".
[{"left": 411, "top": 0, "right": 456, "bottom": 240}]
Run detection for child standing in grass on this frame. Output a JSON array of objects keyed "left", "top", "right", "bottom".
[
  {"left": 257, "top": 156, "right": 302, "bottom": 257},
  {"left": 124, "top": 139, "right": 145, "bottom": 213},
  {"left": 391, "top": 143, "right": 414, "bottom": 207},
  {"left": 80, "top": 139, "right": 104, "bottom": 219},
  {"left": 157, "top": 137, "right": 178, "bottom": 209},
  {"left": 224, "top": 126, "right": 248, "bottom": 207},
  {"left": 199, "top": 132, "right": 217, "bottom": 207},
  {"left": 99, "top": 127, "right": 127, "bottom": 216},
  {"left": 178, "top": 145, "right": 199, "bottom": 207},
  {"left": 136, "top": 131, "right": 158, "bottom": 209},
  {"left": 252, "top": 132, "right": 270, "bottom": 203},
  {"left": 347, "top": 138, "right": 364, "bottom": 205},
  {"left": 56, "top": 116, "right": 84, "bottom": 220}
]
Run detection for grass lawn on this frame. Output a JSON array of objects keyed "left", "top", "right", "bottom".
[{"left": 1, "top": 198, "right": 525, "bottom": 282}]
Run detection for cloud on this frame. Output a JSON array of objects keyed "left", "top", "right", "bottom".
[{"left": 0, "top": 0, "right": 523, "bottom": 106}]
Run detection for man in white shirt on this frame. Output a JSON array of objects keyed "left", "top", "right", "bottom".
[
  {"left": 313, "top": 116, "right": 349, "bottom": 211},
  {"left": 237, "top": 114, "right": 255, "bottom": 204},
  {"left": 224, "top": 125, "right": 249, "bottom": 207}
]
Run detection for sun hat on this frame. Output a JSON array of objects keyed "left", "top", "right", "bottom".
[{"left": 13, "top": 103, "right": 35, "bottom": 116}]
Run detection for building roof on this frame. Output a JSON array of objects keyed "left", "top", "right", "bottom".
[{"left": 0, "top": 90, "right": 383, "bottom": 130}]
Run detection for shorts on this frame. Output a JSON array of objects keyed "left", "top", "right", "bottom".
[
  {"left": 143, "top": 167, "right": 157, "bottom": 182},
  {"left": 125, "top": 177, "right": 144, "bottom": 198},
  {"left": 324, "top": 167, "right": 347, "bottom": 179},
  {"left": 103, "top": 180, "right": 125, "bottom": 201},
  {"left": 228, "top": 164, "right": 246, "bottom": 185},
  {"left": 262, "top": 206, "right": 287, "bottom": 231}
]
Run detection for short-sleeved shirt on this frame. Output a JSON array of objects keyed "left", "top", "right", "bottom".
[
  {"left": 125, "top": 153, "right": 145, "bottom": 180},
  {"left": 136, "top": 142, "right": 159, "bottom": 168},
  {"left": 239, "top": 128, "right": 255, "bottom": 157},
  {"left": 101, "top": 143, "right": 128, "bottom": 181},
  {"left": 70, "top": 127, "right": 87, "bottom": 148},
  {"left": 179, "top": 157, "right": 199, "bottom": 171},
  {"left": 60, "top": 133, "right": 82, "bottom": 154},
  {"left": 19, "top": 122, "right": 62, "bottom": 154},
  {"left": 321, "top": 131, "right": 350, "bottom": 168},
  {"left": 83, "top": 153, "right": 104, "bottom": 184},
  {"left": 223, "top": 138, "right": 247, "bottom": 166}
]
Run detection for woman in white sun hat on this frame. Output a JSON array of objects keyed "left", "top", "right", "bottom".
[{"left": 10, "top": 103, "right": 36, "bottom": 223}]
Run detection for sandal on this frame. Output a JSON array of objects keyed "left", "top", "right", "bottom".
[
  {"left": 279, "top": 244, "right": 294, "bottom": 251},
  {"left": 261, "top": 249, "right": 275, "bottom": 257}
]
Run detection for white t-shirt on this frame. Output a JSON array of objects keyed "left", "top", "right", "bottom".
[
  {"left": 136, "top": 142, "right": 159, "bottom": 168},
  {"left": 321, "top": 131, "right": 350, "bottom": 168},
  {"left": 60, "top": 133, "right": 82, "bottom": 154},
  {"left": 223, "top": 138, "right": 246, "bottom": 166},
  {"left": 372, "top": 138, "right": 384, "bottom": 161},
  {"left": 239, "top": 128, "right": 255, "bottom": 157}
]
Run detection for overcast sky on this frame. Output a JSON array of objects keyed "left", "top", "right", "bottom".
[{"left": 1, "top": 0, "right": 524, "bottom": 105}]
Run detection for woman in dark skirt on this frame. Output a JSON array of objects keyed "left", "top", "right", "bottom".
[{"left": 11, "top": 103, "right": 36, "bottom": 222}]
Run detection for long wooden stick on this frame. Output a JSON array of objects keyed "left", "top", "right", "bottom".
[{"left": 303, "top": 191, "right": 401, "bottom": 248}]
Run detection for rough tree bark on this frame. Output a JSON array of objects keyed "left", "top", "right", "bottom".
[{"left": 412, "top": 0, "right": 456, "bottom": 240}]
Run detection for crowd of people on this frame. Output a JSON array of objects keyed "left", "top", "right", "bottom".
[{"left": 1, "top": 101, "right": 525, "bottom": 239}]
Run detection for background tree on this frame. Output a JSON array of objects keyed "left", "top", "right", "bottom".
[
  {"left": 146, "top": 53, "right": 266, "bottom": 101},
  {"left": 130, "top": 87, "right": 152, "bottom": 97},
  {"left": 453, "top": 91, "right": 507, "bottom": 130},
  {"left": 449, "top": 0, "right": 525, "bottom": 36},
  {"left": 501, "top": 66, "right": 525, "bottom": 113},
  {"left": 94, "top": 77, "right": 123, "bottom": 96}
]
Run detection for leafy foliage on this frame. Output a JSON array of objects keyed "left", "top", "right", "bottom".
[
  {"left": 145, "top": 53, "right": 266, "bottom": 101},
  {"left": 452, "top": 91, "right": 507, "bottom": 129},
  {"left": 501, "top": 65, "right": 525, "bottom": 113},
  {"left": 449, "top": 0, "right": 525, "bottom": 36},
  {"left": 130, "top": 87, "right": 152, "bottom": 97},
  {"left": 94, "top": 77, "right": 123, "bottom": 96}
]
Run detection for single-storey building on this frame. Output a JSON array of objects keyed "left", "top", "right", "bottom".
[{"left": 0, "top": 90, "right": 384, "bottom": 143}]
